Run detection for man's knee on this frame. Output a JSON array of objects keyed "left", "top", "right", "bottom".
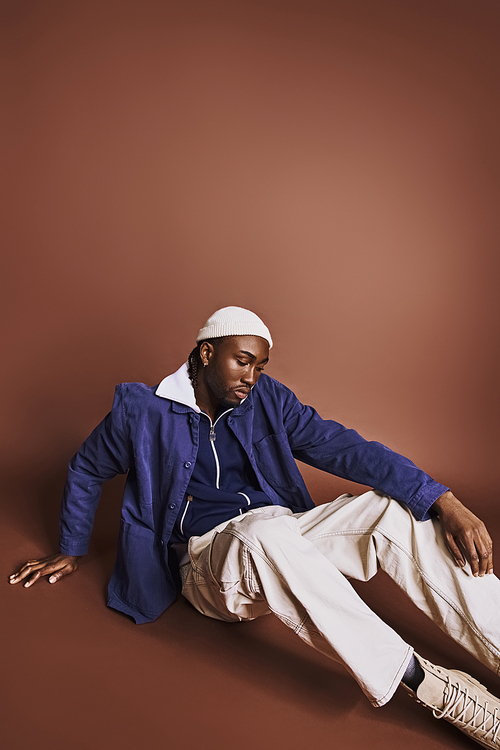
[
  {"left": 207, "top": 514, "right": 293, "bottom": 591},
  {"left": 223, "top": 507, "right": 297, "bottom": 552}
]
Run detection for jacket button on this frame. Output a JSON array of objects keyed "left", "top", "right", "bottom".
[
  {"left": 184, "top": 461, "right": 191, "bottom": 468},
  {"left": 169, "top": 503, "right": 175, "bottom": 509}
]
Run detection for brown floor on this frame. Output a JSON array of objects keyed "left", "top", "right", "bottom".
[
  {"left": 2, "top": 476, "right": 497, "bottom": 750},
  {"left": 3, "top": 0, "right": 500, "bottom": 747}
]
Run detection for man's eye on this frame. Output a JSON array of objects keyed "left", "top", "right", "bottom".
[{"left": 236, "top": 360, "right": 247, "bottom": 366}]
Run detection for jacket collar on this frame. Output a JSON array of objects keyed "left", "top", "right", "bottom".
[
  {"left": 155, "top": 362, "right": 254, "bottom": 415},
  {"left": 155, "top": 363, "right": 200, "bottom": 413}
]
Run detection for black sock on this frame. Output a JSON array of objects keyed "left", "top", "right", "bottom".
[{"left": 401, "top": 655, "right": 425, "bottom": 691}]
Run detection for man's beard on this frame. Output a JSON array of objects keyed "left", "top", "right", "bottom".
[
  {"left": 219, "top": 396, "right": 239, "bottom": 409},
  {"left": 204, "top": 367, "right": 241, "bottom": 409}
]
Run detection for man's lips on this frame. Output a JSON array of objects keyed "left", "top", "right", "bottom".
[{"left": 233, "top": 388, "right": 250, "bottom": 399}]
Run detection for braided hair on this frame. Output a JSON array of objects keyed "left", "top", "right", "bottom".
[{"left": 187, "top": 338, "right": 221, "bottom": 387}]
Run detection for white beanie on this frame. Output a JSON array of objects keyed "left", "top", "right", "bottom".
[{"left": 196, "top": 306, "right": 273, "bottom": 348}]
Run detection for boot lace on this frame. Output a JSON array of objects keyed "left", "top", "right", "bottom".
[{"left": 433, "top": 678, "right": 500, "bottom": 744}]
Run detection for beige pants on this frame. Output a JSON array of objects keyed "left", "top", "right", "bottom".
[{"left": 180, "top": 491, "right": 500, "bottom": 707}]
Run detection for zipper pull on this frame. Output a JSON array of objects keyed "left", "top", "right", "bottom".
[{"left": 209, "top": 426, "right": 216, "bottom": 442}]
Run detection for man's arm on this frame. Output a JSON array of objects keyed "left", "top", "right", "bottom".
[
  {"left": 9, "top": 385, "right": 131, "bottom": 588},
  {"left": 433, "top": 490, "right": 494, "bottom": 577},
  {"left": 273, "top": 380, "right": 495, "bottom": 575},
  {"left": 278, "top": 384, "right": 448, "bottom": 520}
]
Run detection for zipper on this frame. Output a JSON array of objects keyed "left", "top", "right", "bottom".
[
  {"left": 238, "top": 492, "right": 251, "bottom": 506},
  {"left": 179, "top": 495, "right": 193, "bottom": 536},
  {"left": 204, "top": 408, "right": 233, "bottom": 443},
  {"left": 237, "top": 491, "right": 251, "bottom": 515},
  {"left": 201, "top": 409, "right": 233, "bottom": 489}
]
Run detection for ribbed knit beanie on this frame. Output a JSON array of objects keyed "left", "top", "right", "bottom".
[{"left": 196, "top": 306, "right": 273, "bottom": 348}]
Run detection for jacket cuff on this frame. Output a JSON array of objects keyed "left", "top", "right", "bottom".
[
  {"left": 59, "top": 538, "right": 90, "bottom": 556},
  {"left": 410, "top": 482, "right": 450, "bottom": 521}
]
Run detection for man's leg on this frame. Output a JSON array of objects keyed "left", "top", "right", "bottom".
[
  {"left": 295, "top": 491, "right": 500, "bottom": 673},
  {"left": 181, "top": 497, "right": 500, "bottom": 747},
  {"left": 295, "top": 492, "right": 500, "bottom": 747},
  {"left": 182, "top": 505, "right": 413, "bottom": 707}
]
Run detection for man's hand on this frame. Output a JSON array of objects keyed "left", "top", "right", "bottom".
[
  {"left": 9, "top": 553, "right": 80, "bottom": 587},
  {"left": 433, "top": 491, "right": 493, "bottom": 577}
]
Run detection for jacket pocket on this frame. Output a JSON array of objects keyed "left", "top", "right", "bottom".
[
  {"left": 253, "top": 431, "right": 299, "bottom": 490},
  {"left": 111, "top": 520, "right": 170, "bottom": 615}
]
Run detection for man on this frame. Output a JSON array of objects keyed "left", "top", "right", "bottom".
[{"left": 9, "top": 306, "right": 500, "bottom": 747}]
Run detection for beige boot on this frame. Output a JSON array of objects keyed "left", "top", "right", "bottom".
[{"left": 402, "top": 655, "right": 500, "bottom": 748}]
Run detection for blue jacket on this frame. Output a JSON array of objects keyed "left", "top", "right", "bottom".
[{"left": 59, "top": 365, "right": 448, "bottom": 624}]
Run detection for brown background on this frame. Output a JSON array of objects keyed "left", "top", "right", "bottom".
[{"left": 2, "top": 1, "right": 500, "bottom": 748}]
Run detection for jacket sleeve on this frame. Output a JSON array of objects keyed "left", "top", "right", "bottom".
[
  {"left": 59, "top": 386, "right": 131, "bottom": 556},
  {"left": 281, "top": 386, "right": 448, "bottom": 521}
]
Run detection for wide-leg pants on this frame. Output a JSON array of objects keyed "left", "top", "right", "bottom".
[{"left": 179, "top": 491, "right": 500, "bottom": 707}]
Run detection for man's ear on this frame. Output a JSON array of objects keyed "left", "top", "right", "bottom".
[{"left": 199, "top": 341, "right": 215, "bottom": 367}]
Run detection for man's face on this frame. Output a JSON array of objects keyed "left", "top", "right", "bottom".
[{"left": 202, "top": 335, "right": 270, "bottom": 409}]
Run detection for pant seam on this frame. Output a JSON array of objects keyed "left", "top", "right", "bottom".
[
  {"left": 307, "top": 525, "right": 500, "bottom": 663},
  {"left": 219, "top": 529, "right": 322, "bottom": 633},
  {"left": 219, "top": 528, "right": 289, "bottom": 585},
  {"left": 379, "top": 529, "right": 500, "bottom": 663},
  {"left": 371, "top": 645, "right": 414, "bottom": 708}
]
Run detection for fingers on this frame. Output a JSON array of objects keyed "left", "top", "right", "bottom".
[
  {"left": 487, "top": 544, "right": 494, "bottom": 576},
  {"left": 9, "top": 559, "right": 47, "bottom": 586},
  {"left": 444, "top": 532, "right": 466, "bottom": 569},
  {"left": 479, "top": 526, "right": 494, "bottom": 576},
  {"left": 457, "top": 528, "right": 493, "bottom": 578},
  {"left": 436, "top": 495, "right": 494, "bottom": 578},
  {"left": 24, "top": 568, "right": 44, "bottom": 587},
  {"left": 9, "top": 555, "right": 78, "bottom": 587},
  {"left": 47, "top": 568, "right": 71, "bottom": 584},
  {"left": 471, "top": 538, "right": 493, "bottom": 578}
]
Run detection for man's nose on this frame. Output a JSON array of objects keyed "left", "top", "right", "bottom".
[{"left": 242, "top": 368, "right": 257, "bottom": 386}]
